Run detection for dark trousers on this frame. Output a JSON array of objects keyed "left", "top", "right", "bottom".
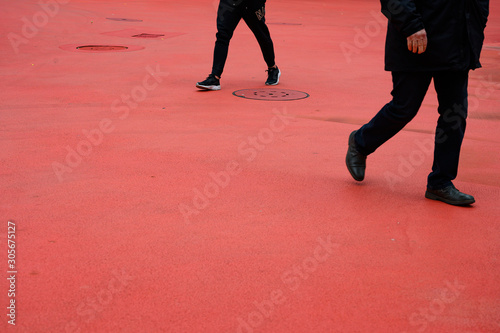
[
  {"left": 355, "top": 71, "right": 469, "bottom": 190},
  {"left": 212, "top": 0, "right": 275, "bottom": 77}
]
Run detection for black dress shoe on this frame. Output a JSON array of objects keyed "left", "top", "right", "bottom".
[
  {"left": 425, "top": 185, "right": 475, "bottom": 206},
  {"left": 346, "top": 130, "right": 366, "bottom": 181}
]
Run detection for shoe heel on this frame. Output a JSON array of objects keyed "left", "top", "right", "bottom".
[{"left": 425, "top": 191, "right": 438, "bottom": 200}]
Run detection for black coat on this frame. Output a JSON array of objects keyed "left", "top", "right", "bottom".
[{"left": 381, "top": 0, "right": 489, "bottom": 71}]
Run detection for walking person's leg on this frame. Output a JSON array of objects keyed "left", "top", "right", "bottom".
[
  {"left": 197, "top": 0, "right": 243, "bottom": 90},
  {"left": 346, "top": 71, "right": 432, "bottom": 181},
  {"left": 212, "top": 1, "right": 244, "bottom": 77},
  {"left": 242, "top": 0, "right": 280, "bottom": 85},
  {"left": 427, "top": 71, "right": 469, "bottom": 189},
  {"left": 424, "top": 70, "right": 474, "bottom": 205},
  {"left": 355, "top": 71, "right": 433, "bottom": 156}
]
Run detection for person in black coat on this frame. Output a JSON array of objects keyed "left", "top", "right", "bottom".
[
  {"left": 346, "top": 0, "right": 489, "bottom": 206},
  {"left": 196, "top": 0, "right": 280, "bottom": 91}
]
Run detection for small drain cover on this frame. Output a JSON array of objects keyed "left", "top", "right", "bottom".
[
  {"left": 132, "top": 33, "right": 165, "bottom": 38},
  {"left": 101, "top": 29, "right": 184, "bottom": 39},
  {"left": 76, "top": 45, "right": 128, "bottom": 51},
  {"left": 233, "top": 89, "right": 309, "bottom": 101},
  {"left": 59, "top": 44, "right": 145, "bottom": 53},
  {"left": 106, "top": 18, "right": 143, "bottom": 22}
]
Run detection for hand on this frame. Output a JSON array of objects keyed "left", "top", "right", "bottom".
[{"left": 407, "top": 29, "right": 427, "bottom": 54}]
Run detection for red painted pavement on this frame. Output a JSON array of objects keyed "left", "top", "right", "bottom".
[{"left": 1, "top": 0, "right": 499, "bottom": 332}]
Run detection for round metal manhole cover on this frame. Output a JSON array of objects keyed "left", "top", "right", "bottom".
[
  {"left": 77, "top": 45, "right": 128, "bottom": 51},
  {"left": 59, "top": 44, "right": 145, "bottom": 53},
  {"left": 106, "top": 18, "right": 143, "bottom": 22},
  {"left": 233, "top": 89, "right": 309, "bottom": 101}
]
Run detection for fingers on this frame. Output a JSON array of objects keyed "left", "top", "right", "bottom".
[
  {"left": 407, "top": 29, "right": 428, "bottom": 54},
  {"left": 408, "top": 38, "right": 427, "bottom": 54},
  {"left": 416, "top": 37, "right": 427, "bottom": 54}
]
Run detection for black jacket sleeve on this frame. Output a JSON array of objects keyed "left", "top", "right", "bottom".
[
  {"left": 380, "top": 0, "right": 425, "bottom": 37},
  {"left": 468, "top": 0, "right": 489, "bottom": 68},
  {"left": 471, "top": 0, "right": 489, "bottom": 27}
]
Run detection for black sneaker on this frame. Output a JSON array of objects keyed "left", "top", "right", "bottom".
[
  {"left": 265, "top": 67, "right": 281, "bottom": 85},
  {"left": 196, "top": 74, "right": 221, "bottom": 91}
]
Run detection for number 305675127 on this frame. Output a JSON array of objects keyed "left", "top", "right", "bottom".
[{"left": 8, "top": 222, "right": 16, "bottom": 267}]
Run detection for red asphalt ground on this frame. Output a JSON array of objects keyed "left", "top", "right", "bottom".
[{"left": 1, "top": 1, "right": 500, "bottom": 332}]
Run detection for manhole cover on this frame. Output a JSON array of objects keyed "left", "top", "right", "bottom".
[
  {"left": 132, "top": 33, "right": 165, "bottom": 38},
  {"left": 233, "top": 89, "right": 309, "bottom": 101},
  {"left": 59, "top": 44, "right": 145, "bottom": 53},
  {"left": 106, "top": 18, "right": 143, "bottom": 22},
  {"left": 101, "top": 29, "right": 184, "bottom": 39},
  {"left": 76, "top": 45, "right": 128, "bottom": 51}
]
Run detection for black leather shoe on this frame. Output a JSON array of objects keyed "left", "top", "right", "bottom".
[
  {"left": 346, "top": 130, "right": 366, "bottom": 181},
  {"left": 425, "top": 185, "right": 475, "bottom": 206}
]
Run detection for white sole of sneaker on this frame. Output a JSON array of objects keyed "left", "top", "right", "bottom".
[{"left": 196, "top": 84, "right": 221, "bottom": 91}]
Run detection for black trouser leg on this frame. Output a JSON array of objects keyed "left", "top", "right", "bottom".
[
  {"left": 427, "top": 71, "right": 469, "bottom": 190},
  {"left": 212, "top": 1, "right": 243, "bottom": 77},
  {"left": 355, "top": 71, "right": 432, "bottom": 156},
  {"left": 242, "top": 1, "right": 276, "bottom": 68}
]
